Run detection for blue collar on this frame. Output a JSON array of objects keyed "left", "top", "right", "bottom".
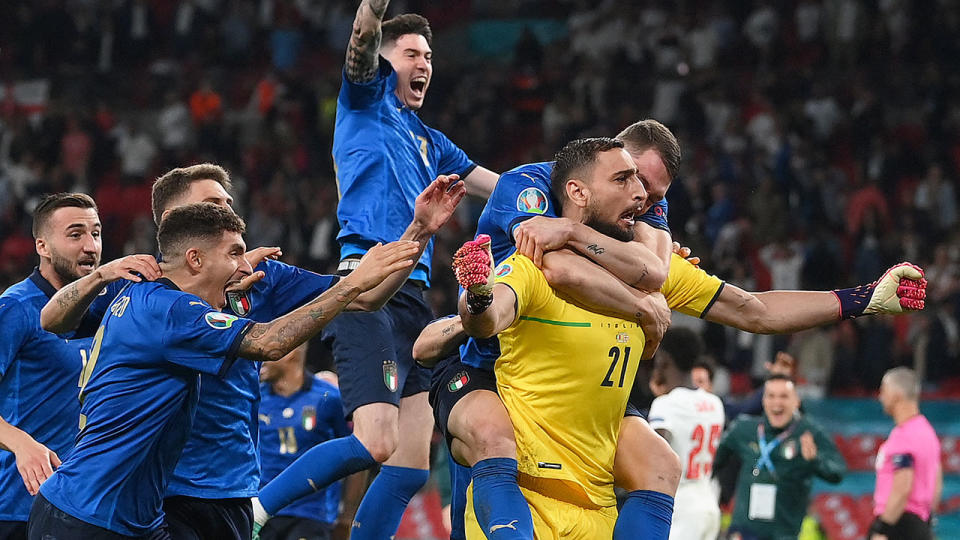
[{"left": 28, "top": 267, "right": 58, "bottom": 299}]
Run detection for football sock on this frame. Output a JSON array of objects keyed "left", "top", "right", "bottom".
[
  {"left": 472, "top": 458, "right": 534, "bottom": 540},
  {"left": 614, "top": 489, "right": 674, "bottom": 540},
  {"left": 258, "top": 434, "right": 375, "bottom": 515},
  {"left": 350, "top": 465, "right": 430, "bottom": 539}
]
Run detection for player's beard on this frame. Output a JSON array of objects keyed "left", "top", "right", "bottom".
[
  {"left": 583, "top": 204, "right": 634, "bottom": 243},
  {"left": 51, "top": 248, "right": 96, "bottom": 284}
]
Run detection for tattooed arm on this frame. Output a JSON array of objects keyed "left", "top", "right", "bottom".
[
  {"left": 412, "top": 316, "right": 465, "bottom": 367},
  {"left": 345, "top": 0, "right": 391, "bottom": 83},
  {"left": 514, "top": 217, "right": 670, "bottom": 290},
  {"left": 41, "top": 254, "right": 160, "bottom": 333},
  {"left": 238, "top": 240, "right": 418, "bottom": 362}
]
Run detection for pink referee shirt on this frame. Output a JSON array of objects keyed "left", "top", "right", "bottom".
[{"left": 873, "top": 414, "right": 941, "bottom": 520}]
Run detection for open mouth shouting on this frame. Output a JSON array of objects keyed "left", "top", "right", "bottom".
[{"left": 410, "top": 75, "right": 428, "bottom": 100}]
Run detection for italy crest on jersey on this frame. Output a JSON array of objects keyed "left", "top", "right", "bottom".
[
  {"left": 302, "top": 406, "right": 316, "bottom": 431},
  {"left": 226, "top": 290, "right": 251, "bottom": 316},
  {"left": 517, "top": 187, "right": 548, "bottom": 214},
  {"left": 783, "top": 440, "right": 797, "bottom": 460},
  {"left": 383, "top": 360, "right": 398, "bottom": 392}
]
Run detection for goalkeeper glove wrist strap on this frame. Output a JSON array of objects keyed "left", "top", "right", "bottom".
[
  {"left": 466, "top": 290, "right": 493, "bottom": 314},
  {"left": 832, "top": 283, "right": 875, "bottom": 320}
]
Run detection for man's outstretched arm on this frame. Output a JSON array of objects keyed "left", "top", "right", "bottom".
[
  {"left": 238, "top": 241, "right": 418, "bottom": 362},
  {"left": 345, "top": 0, "right": 390, "bottom": 83},
  {"left": 705, "top": 262, "right": 927, "bottom": 333},
  {"left": 412, "top": 316, "right": 466, "bottom": 368},
  {"left": 41, "top": 254, "right": 160, "bottom": 333}
]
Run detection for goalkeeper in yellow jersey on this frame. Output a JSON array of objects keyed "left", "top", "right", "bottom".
[{"left": 451, "top": 138, "right": 927, "bottom": 539}]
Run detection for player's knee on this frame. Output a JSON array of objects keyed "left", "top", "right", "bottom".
[
  {"left": 465, "top": 416, "right": 516, "bottom": 462},
  {"left": 360, "top": 433, "right": 399, "bottom": 463}
]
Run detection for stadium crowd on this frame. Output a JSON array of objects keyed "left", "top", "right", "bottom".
[{"left": 2, "top": 0, "right": 960, "bottom": 401}]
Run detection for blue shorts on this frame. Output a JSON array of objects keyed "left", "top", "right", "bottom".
[
  {"left": 28, "top": 494, "right": 170, "bottom": 539},
  {"left": 428, "top": 354, "right": 499, "bottom": 457},
  {"left": 321, "top": 280, "right": 433, "bottom": 416}
]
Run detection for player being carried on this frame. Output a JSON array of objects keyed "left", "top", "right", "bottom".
[{"left": 432, "top": 131, "right": 926, "bottom": 539}]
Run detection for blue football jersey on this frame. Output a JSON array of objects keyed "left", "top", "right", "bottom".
[
  {"left": 0, "top": 269, "right": 115, "bottom": 521},
  {"left": 333, "top": 60, "right": 476, "bottom": 286},
  {"left": 460, "top": 162, "right": 671, "bottom": 370},
  {"left": 259, "top": 375, "right": 348, "bottom": 524},
  {"left": 39, "top": 279, "right": 254, "bottom": 536},
  {"left": 166, "top": 259, "right": 339, "bottom": 499}
]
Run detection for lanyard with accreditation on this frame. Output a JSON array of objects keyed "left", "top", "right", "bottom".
[
  {"left": 748, "top": 421, "right": 797, "bottom": 521},
  {"left": 753, "top": 421, "right": 797, "bottom": 479}
]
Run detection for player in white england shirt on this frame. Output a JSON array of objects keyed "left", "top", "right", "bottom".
[{"left": 648, "top": 328, "right": 725, "bottom": 540}]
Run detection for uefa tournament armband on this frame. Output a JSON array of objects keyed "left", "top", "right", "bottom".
[
  {"left": 453, "top": 234, "right": 495, "bottom": 314},
  {"left": 832, "top": 262, "right": 927, "bottom": 320}
]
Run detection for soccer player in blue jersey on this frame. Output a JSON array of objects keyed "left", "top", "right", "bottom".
[
  {"left": 257, "top": 344, "right": 360, "bottom": 540},
  {"left": 253, "top": 2, "right": 498, "bottom": 538},
  {"left": 41, "top": 163, "right": 465, "bottom": 539},
  {"left": 0, "top": 193, "right": 159, "bottom": 540},
  {"left": 29, "top": 203, "right": 420, "bottom": 539}
]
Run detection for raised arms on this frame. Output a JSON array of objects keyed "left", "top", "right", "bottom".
[{"left": 345, "top": 0, "right": 391, "bottom": 83}]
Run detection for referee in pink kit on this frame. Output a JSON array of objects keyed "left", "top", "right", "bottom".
[{"left": 870, "top": 367, "right": 942, "bottom": 540}]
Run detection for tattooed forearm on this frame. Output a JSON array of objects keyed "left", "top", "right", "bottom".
[
  {"left": 441, "top": 323, "right": 457, "bottom": 336},
  {"left": 56, "top": 282, "right": 80, "bottom": 309},
  {"left": 345, "top": 0, "right": 391, "bottom": 83},
  {"left": 239, "top": 281, "right": 361, "bottom": 362},
  {"left": 585, "top": 243, "right": 605, "bottom": 256},
  {"left": 629, "top": 265, "right": 649, "bottom": 288}
]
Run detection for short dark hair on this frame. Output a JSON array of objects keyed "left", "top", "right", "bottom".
[
  {"left": 157, "top": 202, "right": 246, "bottom": 260},
  {"left": 658, "top": 327, "right": 703, "bottom": 373},
  {"left": 550, "top": 137, "right": 624, "bottom": 203},
  {"left": 765, "top": 373, "right": 796, "bottom": 386},
  {"left": 616, "top": 119, "right": 681, "bottom": 182},
  {"left": 33, "top": 192, "right": 98, "bottom": 238},
  {"left": 382, "top": 14, "right": 432, "bottom": 48},
  {"left": 151, "top": 163, "right": 232, "bottom": 225},
  {"left": 692, "top": 359, "right": 715, "bottom": 382}
]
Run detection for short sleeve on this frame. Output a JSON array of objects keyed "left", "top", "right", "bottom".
[
  {"left": 487, "top": 167, "right": 558, "bottom": 244},
  {"left": 637, "top": 199, "right": 670, "bottom": 232},
  {"left": 0, "top": 300, "right": 30, "bottom": 378},
  {"left": 338, "top": 60, "right": 394, "bottom": 111},
  {"left": 161, "top": 295, "right": 254, "bottom": 377},
  {"left": 891, "top": 453, "right": 915, "bottom": 469},
  {"left": 432, "top": 128, "right": 476, "bottom": 178},
  {"left": 661, "top": 254, "right": 725, "bottom": 318},
  {"left": 494, "top": 253, "right": 548, "bottom": 320},
  {"left": 253, "top": 260, "right": 339, "bottom": 319},
  {"left": 647, "top": 396, "right": 674, "bottom": 434}
]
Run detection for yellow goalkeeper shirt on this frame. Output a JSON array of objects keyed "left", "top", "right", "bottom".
[{"left": 493, "top": 253, "right": 723, "bottom": 508}]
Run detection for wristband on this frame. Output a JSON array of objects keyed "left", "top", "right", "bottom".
[
  {"left": 466, "top": 290, "right": 493, "bottom": 314},
  {"left": 868, "top": 516, "right": 896, "bottom": 536},
  {"left": 832, "top": 283, "right": 874, "bottom": 319}
]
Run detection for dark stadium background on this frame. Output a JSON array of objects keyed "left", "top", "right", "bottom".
[{"left": 2, "top": 1, "right": 960, "bottom": 538}]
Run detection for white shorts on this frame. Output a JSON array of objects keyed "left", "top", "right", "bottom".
[{"left": 669, "top": 481, "right": 721, "bottom": 540}]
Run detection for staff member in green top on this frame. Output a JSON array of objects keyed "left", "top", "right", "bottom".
[{"left": 715, "top": 374, "right": 846, "bottom": 540}]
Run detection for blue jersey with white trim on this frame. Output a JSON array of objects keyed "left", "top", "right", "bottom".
[
  {"left": 460, "top": 161, "right": 670, "bottom": 370},
  {"left": 166, "top": 259, "right": 339, "bottom": 499},
  {"left": 0, "top": 270, "right": 116, "bottom": 521},
  {"left": 39, "top": 279, "right": 254, "bottom": 536},
  {"left": 333, "top": 60, "right": 476, "bottom": 286},
  {"left": 259, "top": 375, "right": 348, "bottom": 524}
]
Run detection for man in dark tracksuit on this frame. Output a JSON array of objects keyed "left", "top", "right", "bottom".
[{"left": 715, "top": 374, "right": 846, "bottom": 540}]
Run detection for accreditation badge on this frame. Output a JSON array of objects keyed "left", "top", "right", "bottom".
[{"left": 748, "top": 483, "right": 776, "bottom": 521}]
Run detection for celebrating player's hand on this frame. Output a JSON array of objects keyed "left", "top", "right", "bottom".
[
  {"left": 225, "top": 246, "right": 282, "bottom": 293},
  {"left": 11, "top": 432, "right": 60, "bottom": 495},
  {"left": 672, "top": 241, "right": 700, "bottom": 267},
  {"left": 412, "top": 174, "right": 466, "bottom": 234},
  {"left": 344, "top": 241, "right": 420, "bottom": 291},
  {"left": 864, "top": 262, "right": 927, "bottom": 315},
  {"left": 95, "top": 254, "right": 160, "bottom": 283},
  {"left": 514, "top": 216, "right": 575, "bottom": 268},
  {"left": 800, "top": 431, "right": 818, "bottom": 461},
  {"left": 636, "top": 292, "right": 670, "bottom": 360},
  {"left": 453, "top": 234, "right": 495, "bottom": 296}
]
